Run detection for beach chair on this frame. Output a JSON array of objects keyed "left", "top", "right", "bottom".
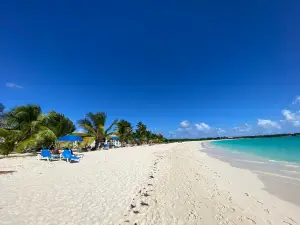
[
  {"left": 38, "top": 149, "right": 60, "bottom": 161},
  {"left": 60, "top": 150, "right": 80, "bottom": 163}
]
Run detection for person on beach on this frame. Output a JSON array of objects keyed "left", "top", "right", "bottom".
[{"left": 50, "top": 146, "right": 60, "bottom": 155}]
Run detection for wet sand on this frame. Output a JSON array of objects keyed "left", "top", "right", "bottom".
[{"left": 203, "top": 141, "right": 300, "bottom": 206}]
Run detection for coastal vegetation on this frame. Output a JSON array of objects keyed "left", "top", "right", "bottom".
[
  {"left": 77, "top": 112, "right": 118, "bottom": 149},
  {"left": 0, "top": 103, "right": 166, "bottom": 155},
  {"left": 116, "top": 119, "right": 134, "bottom": 143}
]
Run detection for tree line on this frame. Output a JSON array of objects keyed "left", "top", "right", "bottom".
[
  {"left": 0, "top": 103, "right": 165, "bottom": 155},
  {"left": 167, "top": 133, "right": 300, "bottom": 143}
]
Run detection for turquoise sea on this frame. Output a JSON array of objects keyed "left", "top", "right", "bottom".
[{"left": 212, "top": 136, "right": 300, "bottom": 164}]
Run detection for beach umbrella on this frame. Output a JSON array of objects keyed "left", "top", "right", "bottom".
[
  {"left": 57, "top": 135, "right": 83, "bottom": 150},
  {"left": 57, "top": 135, "right": 83, "bottom": 142},
  {"left": 110, "top": 136, "right": 119, "bottom": 140}
]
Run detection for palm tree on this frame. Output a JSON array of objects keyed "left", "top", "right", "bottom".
[
  {"left": 157, "top": 133, "right": 165, "bottom": 143},
  {"left": 0, "top": 129, "right": 19, "bottom": 155},
  {"left": 149, "top": 132, "right": 165, "bottom": 144},
  {"left": 145, "top": 130, "right": 152, "bottom": 143},
  {"left": 135, "top": 122, "right": 147, "bottom": 144},
  {"left": 117, "top": 120, "right": 133, "bottom": 143},
  {"left": 0, "top": 104, "right": 56, "bottom": 153},
  {"left": 46, "top": 111, "right": 75, "bottom": 138},
  {"left": 78, "top": 112, "right": 117, "bottom": 149}
]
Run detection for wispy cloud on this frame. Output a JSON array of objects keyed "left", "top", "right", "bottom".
[
  {"left": 216, "top": 128, "right": 226, "bottom": 134},
  {"left": 257, "top": 119, "right": 281, "bottom": 129},
  {"left": 281, "top": 109, "right": 300, "bottom": 127},
  {"left": 233, "top": 123, "right": 252, "bottom": 132},
  {"left": 180, "top": 120, "right": 190, "bottom": 128},
  {"left": 292, "top": 96, "right": 300, "bottom": 104},
  {"left": 195, "top": 122, "right": 210, "bottom": 132},
  {"left": 6, "top": 82, "right": 23, "bottom": 89}
]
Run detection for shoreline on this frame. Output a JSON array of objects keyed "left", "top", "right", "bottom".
[
  {"left": 1, "top": 142, "right": 299, "bottom": 224},
  {"left": 204, "top": 141, "right": 300, "bottom": 207}
]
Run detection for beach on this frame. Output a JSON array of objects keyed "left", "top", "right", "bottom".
[{"left": 1, "top": 142, "right": 299, "bottom": 225}]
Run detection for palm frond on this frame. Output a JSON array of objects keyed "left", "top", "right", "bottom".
[
  {"left": 79, "top": 124, "right": 97, "bottom": 135},
  {"left": 105, "top": 119, "right": 117, "bottom": 134},
  {"left": 0, "top": 128, "right": 9, "bottom": 137},
  {"left": 77, "top": 118, "right": 93, "bottom": 128},
  {"left": 16, "top": 138, "right": 36, "bottom": 153},
  {"left": 46, "top": 111, "right": 75, "bottom": 138},
  {"left": 86, "top": 112, "right": 107, "bottom": 130}
]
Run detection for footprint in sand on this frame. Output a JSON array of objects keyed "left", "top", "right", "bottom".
[
  {"left": 140, "top": 201, "right": 149, "bottom": 206},
  {"left": 143, "top": 193, "right": 150, "bottom": 197},
  {"left": 283, "top": 217, "right": 297, "bottom": 225},
  {"left": 264, "top": 209, "right": 270, "bottom": 214},
  {"left": 246, "top": 217, "right": 256, "bottom": 224}
]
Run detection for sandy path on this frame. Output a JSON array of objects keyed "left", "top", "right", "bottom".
[
  {"left": 121, "top": 142, "right": 300, "bottom": 225},
  {"left": 1, "top": 142, "right": 300, "bottom": 225},
  {"left": 0, "top": 144, "right": 172, "bottom": 225}
]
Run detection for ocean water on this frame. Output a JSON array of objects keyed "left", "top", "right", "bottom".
[{"left": 212, "top": 136, "right": 300, "bottom": 164}]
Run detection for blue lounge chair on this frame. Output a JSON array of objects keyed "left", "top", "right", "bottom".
[
  {"left": 60, "top": 150, "right": 80, "bottom": 163},
  {"left": 38, "top": 149, "right": 60, "bottom": 161}
]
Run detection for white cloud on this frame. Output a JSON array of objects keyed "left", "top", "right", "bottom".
[
  {"left": 6, "top": 82, "right": 23, "bottom": 88},
  {"left": 195, "top": 122, "right": 210, "bottom": 131},
  {"left": 257, "top": 119, "right": 281, "bottom": 129},
  {"left": 282, "top": 109, "right": 295, "bottom": 120},
  {"left": 292, "top": 96, "right": 300, "bottom": 104},
  {"left": 173, "top": 121, "right": 227, "bottom": 138},
  {"left": 216, "top": 128, "right": 226, "bottom": 134},
  {"left": 180, "top": 120, "right": 190, "bottom": 128},
  {"left": 281, "top": 109, "right": 300, "bottom": 127},
  {"left": 233, "top": 123, "right": 252, "bottom": 132}
]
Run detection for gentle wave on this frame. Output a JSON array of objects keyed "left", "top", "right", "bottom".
[
  {"left": 280, "top": 170, "right": 300, "bottom": 174},
  {"left": 268, "top": 159, "right": 291, "bottom": 164},
  {"left": 235, "top": 159, "right": 266, "bottom": 164},
  {"left": 253, "top": 170, "right": 300, "bottom": 181},
  {"left": 268, "top": 160, "right": 278, "bottom": 162},
  {"left": 284, "top": 164, "right": 300, "bottom": 168}
]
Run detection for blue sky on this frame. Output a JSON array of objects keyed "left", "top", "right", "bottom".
[{"left": 1, "top": 1, "right": 300, "bottom": 138}]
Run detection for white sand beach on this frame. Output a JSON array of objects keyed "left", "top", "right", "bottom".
[{"left": 1, "top": 142, "right": 299, "bottom": 225}]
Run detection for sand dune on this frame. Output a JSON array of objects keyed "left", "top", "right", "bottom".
[{"left": 0, "top": 142, "right": 299, "bottom": 225}]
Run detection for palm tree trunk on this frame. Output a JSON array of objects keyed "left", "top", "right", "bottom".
[{"left": 95, "top": 139, "right": 100, "bottom": 150}]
